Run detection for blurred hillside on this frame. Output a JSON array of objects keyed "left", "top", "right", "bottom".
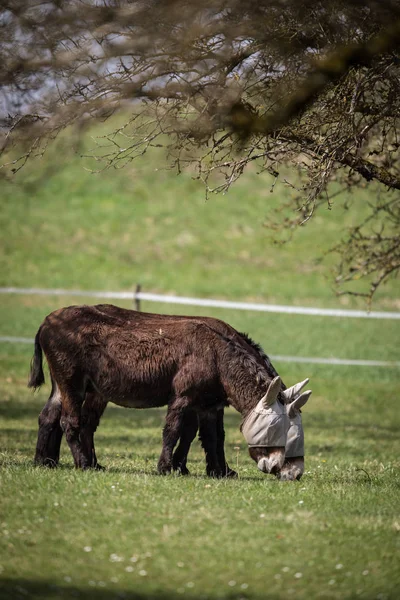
[{"left": 1, "top": 121, "right": 399, "bottom": 311}]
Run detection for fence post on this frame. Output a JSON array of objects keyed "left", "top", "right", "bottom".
[{"left": 134, "top": 284, "right": 141, "bottom": 311}]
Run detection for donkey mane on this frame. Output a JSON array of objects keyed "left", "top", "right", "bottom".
[
  {"left": 239, "top": 332, "right": 281, "bottom": 381},
  {"left": 201, "top": 323, "right": 270, "bottom": 387}
]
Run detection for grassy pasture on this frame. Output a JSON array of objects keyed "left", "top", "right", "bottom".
[{"left": 1, "top": 127, "right": 400, "bottom": 599}]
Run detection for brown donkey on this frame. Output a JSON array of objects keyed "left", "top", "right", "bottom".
[{"left": 29, "top": 305, "right": 310, "bottom": 476}]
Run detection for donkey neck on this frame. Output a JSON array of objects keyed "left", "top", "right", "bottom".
[{"left": 217, "top": 341, "right": 271, "bottom": 417}]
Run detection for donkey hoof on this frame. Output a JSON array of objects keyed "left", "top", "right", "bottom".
[
  {"left": 224, "top": 468, "right": 238, "bottom": 478},
  {"left": 206, "top": 468, "right": 224, "bottom": 478},
  {"left": 172, "top": 457, "right": 190, "bottom": 476},
  {"left": 157, "top": 462, "right": 172, "bottom": 475},
  {"left": 34, "top": 457, "right": 58, "bottom": 468},
  {"left": 94, "top": 463, "right": 105, "bottom": 471},
  {"left": 174, "top": 465, "right": 190, "bottom": 476}
]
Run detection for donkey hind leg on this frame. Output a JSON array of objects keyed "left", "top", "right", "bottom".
[
  {"left": 34, "top": 379, "right": 63, "bottom": 467},
  {"left": 172, "top": 409, "right": 199, "bottom": 475},
  {"left": 80, "top": 392, "right": 107, "bottom": 470},
  {"left": 198, "top": 411, "right": 223, "bottom": 478},
  {"left": 216, "top": 408, "right": 237, "bottom": 478},
  {"left": 59, "top": 387, "right": 90, "bottom": 469},
  {"left": 158, "top": 399, "right": 189, "bottom": 475}
]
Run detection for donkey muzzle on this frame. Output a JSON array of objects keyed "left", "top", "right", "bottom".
[{"left": 257, "top": 449, "right": 285, "bottom": 474}]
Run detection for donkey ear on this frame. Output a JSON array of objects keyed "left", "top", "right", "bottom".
[
  {"left": 282, "top": 378, "right": 310, "bottom": 403},
  {"left": 287, "top": 390, "right": 312, "bottom": 418},
  {"left": 261, "top": 376, "right": 282, "bottom": 408}
]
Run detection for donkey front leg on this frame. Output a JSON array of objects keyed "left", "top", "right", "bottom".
[
  {"left": 34, "top": 378, "right": 63, "bottom": 467},
  {"left": 158, "top": 398, "right": 189, "bottom": 475},
  {"left": 198, "top": 411, "right": 223, "bottom": 478},
  {"left": 215, "top": 408, "right": 237, "bottom": 478}
]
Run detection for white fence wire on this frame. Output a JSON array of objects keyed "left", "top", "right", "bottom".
[{"left": 1, "top": 286, "right": 400, "bottom": 319}]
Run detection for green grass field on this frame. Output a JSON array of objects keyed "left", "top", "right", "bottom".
[{"left": 1, "top": 127, "right": 399, "bottom": 600}]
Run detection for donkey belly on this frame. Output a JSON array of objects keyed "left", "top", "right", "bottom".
[
  {"left": 93, "top": 375, "right": 171, "bottom": 410},
  {"left": 110, "top": 395, "right": 167, "bottom": 409}
]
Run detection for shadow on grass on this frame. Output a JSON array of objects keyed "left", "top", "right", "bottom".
[
  {"left": 1, "top": 578, "right": 247, "bottom": 600},
  {"left": 0, "top": 401, "right": 40, "bottom": 422},
  {"left": 307, "top": 409, "right": 399, "bottom": 431}
]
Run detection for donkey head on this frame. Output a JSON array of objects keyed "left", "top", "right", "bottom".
[
  {"left": 241, "top": 376, "right": 312, "bottom": 476},
  {"left": 241, "top": 376, "right": 289, "bottom": 474},
  {"left": 278, "top": 378, "right": 312, "bottom": 481}
]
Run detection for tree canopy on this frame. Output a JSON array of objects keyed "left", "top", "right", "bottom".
[{"left": 1, "top": 0, "right": 400, "bottom": 300}]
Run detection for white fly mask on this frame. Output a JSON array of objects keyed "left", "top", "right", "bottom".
[
  {"left": 282, "top": 378, "right": 312, "bottom": 458},
  {"left": 241, "top": 376, "right": 289, "bottom": 448},
  {"left": 278, "top": 379, "right": 312, "bottom": 481},
  {"left": 286, "top": 412, "right": 305, "bottom": 458}
]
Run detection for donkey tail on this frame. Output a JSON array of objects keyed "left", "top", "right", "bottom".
[{"left": 28, "top": 328, "right": 45, "bottom": 389}]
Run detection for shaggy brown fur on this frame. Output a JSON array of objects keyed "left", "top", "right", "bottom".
[{"left": 29, "top": 305, "right": 286, "bottom": 475}]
